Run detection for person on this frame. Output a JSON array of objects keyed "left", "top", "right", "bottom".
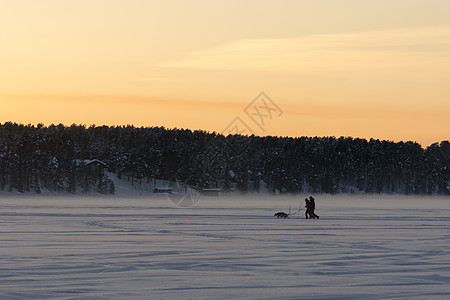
[
  {"left": 304, "top": 198, "right": 311, "bottom": 219},
  {"left": 309, "top": 196, "right": 319, "bottom": 219}
]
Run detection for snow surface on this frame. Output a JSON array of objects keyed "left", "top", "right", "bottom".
[{"left": 1, "top": 194, "right": 450, "bottom": 299}]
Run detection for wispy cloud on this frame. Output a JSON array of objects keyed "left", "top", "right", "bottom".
[
  {"left": 162, "top": 27, "right": 450, "bottom": 72},
  {"left": 134, "top": 77, "right": 170, "bottom": 82},
  {"left": 1, "top": 93, "right": 244, "bottom": 111}
]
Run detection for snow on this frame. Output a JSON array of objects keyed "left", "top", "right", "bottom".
[{"left": 1, "top": 194, "right": 449, "bottom": 299}]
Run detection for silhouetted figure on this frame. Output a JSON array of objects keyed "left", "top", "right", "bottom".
[
  {"left": 309, "top": 196, "right": 319, "bottom": 219},
  {"left": 304, "top": 198, "right": 311, "bottom": 219}
]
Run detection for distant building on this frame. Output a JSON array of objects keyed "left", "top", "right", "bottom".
[
  {"left": 84, "top": 159, "right": 107, "bottom": 168},
  {"left": 153, "top": 187, "right": 172, "bottom": 194},
  {"left": 75, "top": 159, "right": 107, "bottom": 166},
  {"left": 201, "top": 188, "right": 222, "bottom": 196},
  {"left": 75, "top": 159, "right": 108, "bottom": 173}
]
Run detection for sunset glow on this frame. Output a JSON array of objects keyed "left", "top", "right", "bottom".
[{"left": 1, "top": 0, "right": 449, "bottom": 146}]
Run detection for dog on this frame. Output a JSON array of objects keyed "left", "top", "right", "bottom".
[{"left": 274, "top": 212, "right": 289, "bottom": 218}]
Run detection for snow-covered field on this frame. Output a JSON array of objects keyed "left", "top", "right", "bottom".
[{"left": 1, "top": 194, "right": 450, "bottom": 299}]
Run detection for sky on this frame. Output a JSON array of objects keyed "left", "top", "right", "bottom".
[{"left": 1, "top": 0, "right": 449, "bottom": 146}]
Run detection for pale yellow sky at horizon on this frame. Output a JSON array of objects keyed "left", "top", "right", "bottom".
[{"left": 1, "top": 0, "right": 449, "bottom": 146}]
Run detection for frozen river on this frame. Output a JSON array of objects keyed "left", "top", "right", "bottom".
[{"left": 1, "top": 194, "right": 450, "bottom": 299}]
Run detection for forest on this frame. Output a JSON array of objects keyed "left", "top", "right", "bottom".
[{"left": 0, "top": 122, "right": 448, "bottom": 195}]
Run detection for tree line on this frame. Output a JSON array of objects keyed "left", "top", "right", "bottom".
[{"left": 0, "top": 122, "right": 448, "bottom": 195}]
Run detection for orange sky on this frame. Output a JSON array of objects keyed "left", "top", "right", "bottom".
[{"left": 1, "top": 0, "right": 449, "bottom": 146}]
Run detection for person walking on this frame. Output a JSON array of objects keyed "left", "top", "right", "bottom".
[
  {"left": 304, "top": 198, "right": 311, "bottom": 219},
  {"left": 309, "top": 196, "right": 319, "bottom": 219}
]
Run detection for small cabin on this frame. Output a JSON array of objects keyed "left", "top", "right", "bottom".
[
  {"left": 84, "top": 159, "right": 108, "bottom": 168},
  {"left": 153, "top": 187, "right": 172, "bottom": 194},
  {"left": 201, "top": 188, "right": 222, "bottom": 196},
  {"left": 75, "top": 159, "right": 108, "bottom": 173}
]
